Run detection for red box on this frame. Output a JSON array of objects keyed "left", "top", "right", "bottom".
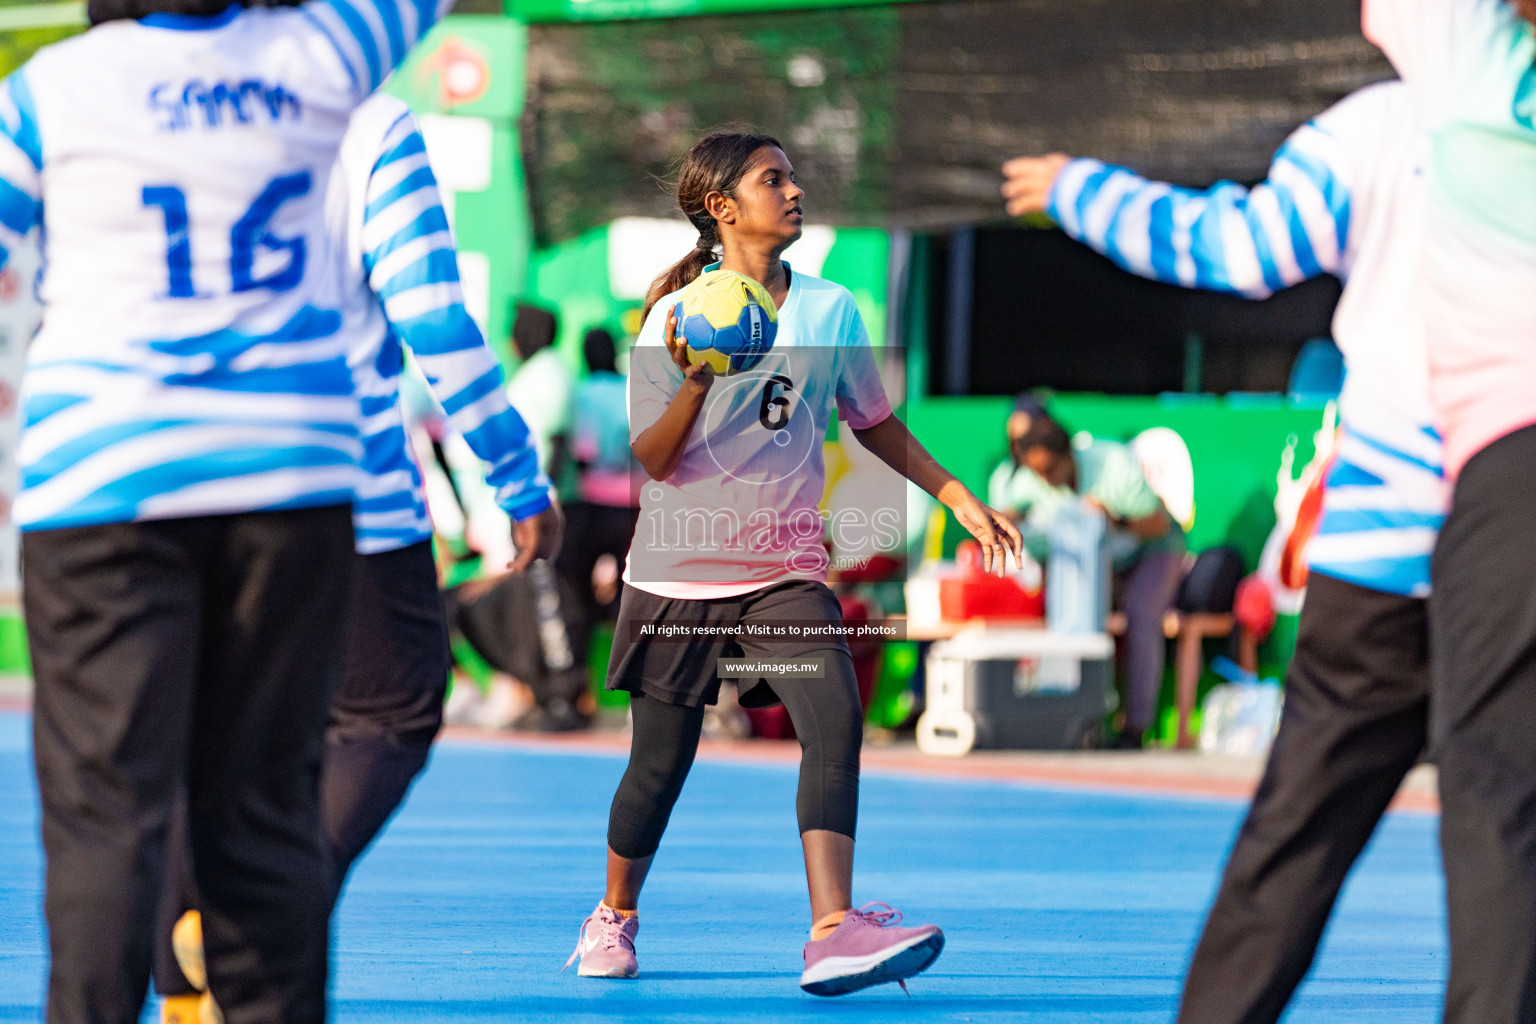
[{"left": 938, "top": 540, "right": 1045, "bottom": 620}]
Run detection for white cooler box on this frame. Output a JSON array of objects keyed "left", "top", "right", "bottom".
[{"left": 916, "top": 628, "right": 1114, "bottom": 756}]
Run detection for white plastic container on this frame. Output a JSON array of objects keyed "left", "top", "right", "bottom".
[
  {"left": 902, "top": 560, "right": 951, "bottom": 634},
  {"left": 1047, "top": 500, "right": 1110, "bottom": 634},
  {"left": 1199, "top": 682, "right": 1284, "bottom": 757},
  {"left": 917, "top": 627, "right": 1114, "bottom": 756}
]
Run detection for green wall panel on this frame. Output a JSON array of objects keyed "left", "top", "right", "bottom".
[
  {"left": 527, "top": 225, "right": 631, "bottom": 374},
  {"left": 388, "top": 16, "right": 533, "bottom": 364},
  {"left": 820, "top": 228, "right": 889, "bottom": 347},
  {"left": 0, "top": 614, "right": 27, "bottom": 675}
]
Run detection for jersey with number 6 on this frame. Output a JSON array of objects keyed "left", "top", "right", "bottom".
[
  {"left": 624, "top": 263, "right": 893, "bottom": 600},
  {"left": 0, "top": 0, "right": 451, "bottom": 532}
]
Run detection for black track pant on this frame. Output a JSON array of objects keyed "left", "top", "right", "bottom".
[
  {"left": 608, "top": 659, "right": 863, "bottom": 860},
  {"left": 1431, "top": 424, "right": 1536, "bottom": 1024},
  {"left": 1177, "top": 572, "right": 1429, "bottom": 1024},
  {"left": 554, "top": 501, "right": 639, "bottom": 665},
  {"left": 154, "top": 540, "right": 449, "bottom": 997},
  {"left": 26, "top": 506, "right": 354, "bottom": 1024}
]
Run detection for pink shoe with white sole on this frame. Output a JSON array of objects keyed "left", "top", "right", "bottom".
[
  {"left": 799, "top": 903, "right": 944, "bottom": 996},
  {"left": 564, "top": 903, "right": 639, "bottom": 979}
]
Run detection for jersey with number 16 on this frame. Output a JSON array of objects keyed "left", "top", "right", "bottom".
[{"left": 0, "top": 0, "right": 451, "bottom": 532}]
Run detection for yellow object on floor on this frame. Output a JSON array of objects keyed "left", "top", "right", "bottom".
[
  {"left": 167, "top": 910, "right": 223, "bottom": 1022},
  {"left": 156, "top": 993, "right": 221, "bottom": 1024},
  {"left": 170, "top": 910, "right": 206, "bottom": 991},
  {"left": 159, "top": 995, "right": 200, "bottom": 1024}
]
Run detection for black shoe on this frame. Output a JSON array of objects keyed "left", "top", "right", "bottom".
[
  {"left": 1111, "top": 727, "right": 1144, "bottom": 750},
  {"left": 543, "top": 701, "right": 590, "bottom": 733},
  {"left": 513, "top": 699, "right": 589, "bottom": 734}
]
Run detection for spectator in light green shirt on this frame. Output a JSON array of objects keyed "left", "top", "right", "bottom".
[
  {"left": 988, "top": 407, "right": 1185, "bottom": 748},
  {"left": 507, "top": 302, "right": 574, "bottom": 493}
]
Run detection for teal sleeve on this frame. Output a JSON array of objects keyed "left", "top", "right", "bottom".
[
  {"left": 1094, "top": 446, "right": 1161, "bottom": 521},
  {"left": 1022, "top": 528, "right": 1051, "bottom": 565},
  {"left": 987, "top": 461, "right": 1015, "bottom": 511}
]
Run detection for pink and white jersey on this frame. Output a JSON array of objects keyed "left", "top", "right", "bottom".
[
  {"left": 623, "top": 263, "right": 893, "bottom": 601},
  {"left": 1365, "top": 0, "right": 1536, "bottom": 476}
]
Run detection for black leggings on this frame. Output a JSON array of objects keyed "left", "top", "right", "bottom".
[{"left": 608, "top": 654, "right": 864, "bottom": 859}]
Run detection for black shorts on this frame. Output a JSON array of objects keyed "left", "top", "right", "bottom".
[{"left": 606, "top": 581, "right": 851, "bottom": 708}]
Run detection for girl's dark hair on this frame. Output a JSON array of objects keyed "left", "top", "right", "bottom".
[
  {"left": 583, "top": 327, "right": 617, "bottom": 374},
  {"left": 512, "top": 302, "right": 558, "bottom": 361},
  {"left": 641, "top": 130, "right": 782, "bottom": 322},
  {"left": 1015, "top": 414, "right": 1072, "bottom": 459}
]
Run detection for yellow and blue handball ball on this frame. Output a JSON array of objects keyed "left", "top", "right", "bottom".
[{"left": 673, "top": 269, "right": 779, "bottom": 376}]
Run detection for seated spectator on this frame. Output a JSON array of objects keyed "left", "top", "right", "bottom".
[
  {"left": 444, "top": 565, "right": 590, "bottom": 732},
  {"left": 989, "top": 409, "right": 1185, "bottom": 748},
  {"left": 1005, "top": 390, "right": 1050, "bottom": 453}
]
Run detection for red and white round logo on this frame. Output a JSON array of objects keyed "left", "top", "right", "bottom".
[{"left": 419, "top": 38, "right": 491, "bottom": 109}]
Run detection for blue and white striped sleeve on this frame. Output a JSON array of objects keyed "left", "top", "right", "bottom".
[
  {"left": 1045, "top": 121, "right": 1354, "bottom": 299},
  {"left": 362, "top": 113, "right": 553, "bottom": 521},
  {"left": 0, "top": 72, "right": 42, "bottom": 275},
  {"left": 303, "top": 0, "right": 454, "bottom": 100}
]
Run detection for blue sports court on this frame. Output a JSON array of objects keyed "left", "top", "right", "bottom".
[{"left": 0, "top": 711, "right": 1444, "bottom": 1022}]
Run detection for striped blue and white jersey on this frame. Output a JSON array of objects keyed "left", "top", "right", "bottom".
[
  {"left": 1048, "top": 81, "right": 1446, "bottom": 598},
  {"left": 329, "top": 94, "right": 550, "bottom": 555},
  {"left": 0, "top": 0, "right": 451, "bottom": 532}
]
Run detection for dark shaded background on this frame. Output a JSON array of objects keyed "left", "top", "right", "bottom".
[
  {"left": 893, "top": 0, "right": 1390, "bottom": 226},
  {"left": 523, "top": 0, "right": 1387, "bottom": 396},
  {"left": 925, "top": 227, "right": 1343, "bottom": 396},
  {"left": 523, "top": 7, "right": 899, "bottom": 243},
  {"left": 523, "top": 0, "right": 1392, "bottom": 240}
]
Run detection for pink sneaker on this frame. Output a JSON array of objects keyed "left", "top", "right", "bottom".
[
  {"left": 564, "top": 903, "right": 639, "bottom": 979},
  {"left": 800, "top": 903, "right": 944, "bottom": 996}
]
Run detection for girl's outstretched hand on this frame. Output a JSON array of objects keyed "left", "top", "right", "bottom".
[
  {"left": 948, "top": 491, "right": 1025, "bottom": 576},
  {"left": 662, "top": 305, "right": 713, "bottom": 393}
]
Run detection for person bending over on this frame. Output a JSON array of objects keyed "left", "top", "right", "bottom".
[{"left": 991, "top": 408, "right": 1182, "bottom": 749}]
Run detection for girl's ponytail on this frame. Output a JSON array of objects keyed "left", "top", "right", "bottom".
[
  {"left": 640, "top": 129, "right": 781, "bottom": 323},
  {"left": 642, "top": 240, "right": 716, "bottom": 323}
]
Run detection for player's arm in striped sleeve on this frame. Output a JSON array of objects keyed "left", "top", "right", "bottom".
[
  {"left": 1045, "top": 123, "right": 1353, "bottom": 299},
  {"left": 0, "top": 72, "right": 42, "bottom": 275},
  {"left": 303, "top": 0, "right": 456, "bottom": 100},
  {"left": 363, "top": 111, "right": 553, "bottom": 521}
]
